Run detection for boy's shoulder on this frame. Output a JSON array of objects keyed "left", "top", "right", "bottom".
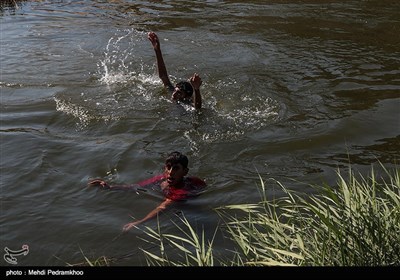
[{"left": 186, "top": 176, "right": 207, "bottom": 189}]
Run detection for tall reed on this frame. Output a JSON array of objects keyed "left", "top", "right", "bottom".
[
  {"left": 140, "top": 215, "right": 217, "bottom": 266},
  {"left": 217, "top": 166, "right": 400, "bottom": 266}
]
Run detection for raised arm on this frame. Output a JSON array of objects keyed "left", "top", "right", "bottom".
[
  {"left": 148, "top": 32, "right": 173, "bottom": 89},
  {"left": 190, "top": 73, "right": 202, "bottom": 109},
  {"left": 122, "top": 198, "right": 174, "bottom": 232}
]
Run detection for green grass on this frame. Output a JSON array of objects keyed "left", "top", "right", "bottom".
[
  {"left": 139, "top": 215, "right": 217, "bottom": 266},
  {"left": 142, "top": 165, "right": 400, "bottom": 266}
]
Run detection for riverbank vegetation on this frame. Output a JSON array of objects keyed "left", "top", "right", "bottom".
[{"left": 141, "top": 165, "right": 399, "bottom": 266}]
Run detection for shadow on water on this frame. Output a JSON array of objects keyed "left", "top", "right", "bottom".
[
  {"left": 325, "top": 135, "right": 400, "bottom": 167},
  {"left": 0, "top": 0, "right": 27, "bottom": 15}
]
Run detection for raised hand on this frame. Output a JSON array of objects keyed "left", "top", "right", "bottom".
[
  {"left": 148, "top": 32, "right": 160, "bottom": 51},
  {"left": 190, "top": 73, "right": 202, "bottom": 90},
  {"left": 88, "top": 179, "right": 110, "bottom": 189}
]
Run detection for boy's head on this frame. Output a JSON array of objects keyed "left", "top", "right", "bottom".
[
  {"left": 165, "top": 151, "right": 189, "bottom": 169},
  {"left": 164, "top": 152, "right": 189, "bottom": 186},
  {"left": 172, "top": 81, "right": 193, "bottom": 101}
]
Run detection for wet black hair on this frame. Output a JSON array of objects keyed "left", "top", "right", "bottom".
[
  {"left": 165, "top": 151, "right": 189, "bottom": 169},
  {"left": 175, "top": 81, "right": 193, "bottom": 97}
]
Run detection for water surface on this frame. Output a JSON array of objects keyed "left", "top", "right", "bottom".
[{"left": 1, "top": 0, "right": 399, "bottom": 265}]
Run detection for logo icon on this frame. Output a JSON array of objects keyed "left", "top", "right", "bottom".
[{"left": 4, "top": 245, "right": 29, "bottom": 265}]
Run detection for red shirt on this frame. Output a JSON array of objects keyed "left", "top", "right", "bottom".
[{"left": 136, "top": 174, "right": 206, "bottom": 201}]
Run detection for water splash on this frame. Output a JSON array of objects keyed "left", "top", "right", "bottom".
[
  {"left": 56, "top": 28, "right": 282, "bottom": 143},
  {"left": 97, "top": 28, "right": 158, "bottom": 87},
  {"left": 54, "top": 96, "right": 93, "bottom": 128},
  {"left": 54, "top": 90, "right": 120, "bottom": 129}
]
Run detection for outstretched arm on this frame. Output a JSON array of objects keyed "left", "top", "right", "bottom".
[
  {"left": 122, "top": 198, "right": 174, "bottom": 232},
  {"left": 148, "top": 32, "right": 173, "bottom": 89},
  {"left": 88, "top": 179, "right": 145, "bottom": 192},
  {"left": 190, "top": 73, "right": 202, "bottom": 109}
]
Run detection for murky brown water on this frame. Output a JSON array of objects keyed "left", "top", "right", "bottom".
[{"left": 1, "top": 0, "right": 399, "bottom": 266}]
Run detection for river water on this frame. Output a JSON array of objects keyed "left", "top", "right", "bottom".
[{"left": 1, "top": 0, "right": 399, "bottom": 266}]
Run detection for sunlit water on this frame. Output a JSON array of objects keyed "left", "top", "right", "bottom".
[{"left": 1, "top": 0, "right": 399, "bottom": 266}]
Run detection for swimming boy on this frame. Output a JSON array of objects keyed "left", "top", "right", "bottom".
[
  {"left": 88, "top": 152, "right": 206, "bottom": 232},
  {"left": 148, "top": 32, "right": 203, "bottom": 109}
]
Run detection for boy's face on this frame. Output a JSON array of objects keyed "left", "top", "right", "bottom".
[
  {"left": 164, "top": 162, "right": 188, "bottom": 187},
  {"left": 172, "top": 87, "right": 189, "bottom": 101}
]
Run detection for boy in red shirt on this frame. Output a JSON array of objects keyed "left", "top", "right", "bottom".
[{"left": 88, "top": 152, "right": 206, "bottom": 232}]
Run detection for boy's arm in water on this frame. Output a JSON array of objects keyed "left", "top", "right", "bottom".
[
  {"left": 88, "top": 177, "right": 174, "bottom": 232},
  {"left": 88, "top": 179, "right": 146, "bottom": 193},
  {"left": 88, "top": 175, "right": 164, "bottom": 192},
  {"left": 122, "top": 198, "right": 174, "bottom": 232}
]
